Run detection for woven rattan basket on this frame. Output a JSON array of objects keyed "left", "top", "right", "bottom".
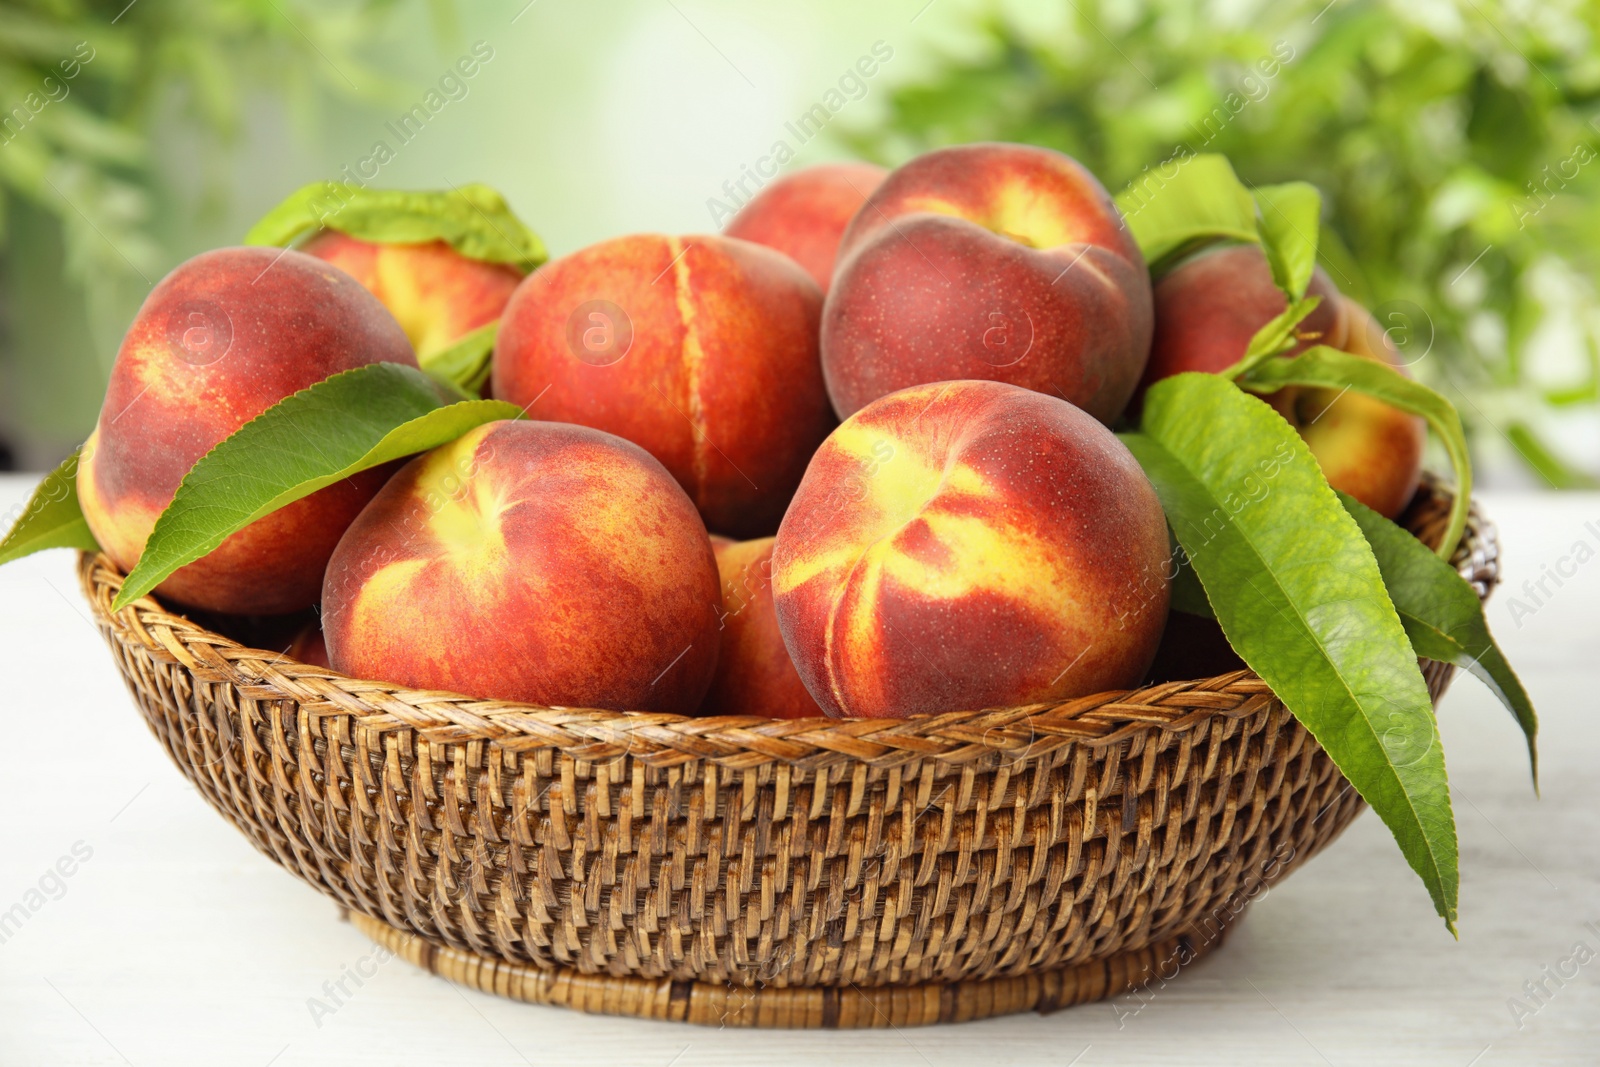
[{"left": 80, "top": 478, "right": 1496, "bottom": 1028}]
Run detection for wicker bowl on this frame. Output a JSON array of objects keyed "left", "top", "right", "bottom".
[{"left": 80, "top": 479, "right": 1496, "bottom": 1028}]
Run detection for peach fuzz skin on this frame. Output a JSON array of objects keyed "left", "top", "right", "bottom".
[
  {"left": 700, "top": 536, "right": 824, "bottom": 719},
  {"left": 321, "top": 420, "right": 722, "bottom": 714},
  {"left": 723, "top": 162, "right": 888, "bottom": 294},
  {"left": 771, "top": 380, "right": 1171, "bottom": 720},
  {"left": 78, "top": 246, "right": 416, "bottom": 615},
  {"left": 1269, "top": 297, "right": 1426, "bottom": 519},
  {"left": 492, "top": 234, "right": 834, "bottom": 538},
  {"left": 820, "top": 143, "right": 1153, "bottom": 424},
  {"left": 1139, "top": 243, "right": 1423, "bottom": 519},
  {"left": 1138, "top": 243, "right": 1347, "bottom": 390},
  {"left": 301, "top": 231, "right": 523, "bottom": 361}
]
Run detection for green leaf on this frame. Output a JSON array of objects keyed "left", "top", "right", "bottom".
[
  {"left": 1123, "top": 372, "right": 1458, "bottom": 931},
  {"left": 420, "top": 319, "right": 498, "bottom": 395},
  {"left": 243, "top": 183, "right": 547, "bottom": 273},
  {"left": 112, "top": 363, "right": 522, "bottom": 611},
  {"left": 1339, "top": 490, "right": 1538, "bottom": 789},
  {"left": 0, "top": 448, "right": 101, "bottom": 566},
  {"left": 1114, "top": 153, "right": 1259, "bottom": 271},
  {"left": 1228, "top": 295, "right": 1324, "bottom": 379},
  {"left": 1252, "top": 181, "right": 1322, "bottom": 300},
  {"left": 1237, "top": 345, "right": 1473, "bottom": 560}
]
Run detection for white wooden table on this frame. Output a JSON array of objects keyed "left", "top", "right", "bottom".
[{"left": 0, "top": 473, "right": 1594, "bottom": 1065}]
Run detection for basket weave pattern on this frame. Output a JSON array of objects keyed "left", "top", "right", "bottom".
[{"left": 80, "top": 482, "right": 1495, "bottom": 1023}]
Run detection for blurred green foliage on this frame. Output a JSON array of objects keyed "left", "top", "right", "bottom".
[
  {"left": 850, "top": 0, "right": 1600, "bottom": 486},
  {"left": 0, "top": 0, "right": 408, "bottom": 465},
  {"left": 0, "top": 0, "right": 409, "bottom": 291}
]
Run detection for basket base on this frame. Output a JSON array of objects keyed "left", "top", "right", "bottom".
[{"left": 345, "top": 910, "right": 1236, "bottom": 1028}]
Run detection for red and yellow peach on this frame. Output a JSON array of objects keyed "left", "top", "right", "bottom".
[
  {"left": 1141, "top": 242, "right": 1346, "bottom": 384},
  {"left": 723, "top": 162, "right": 887, "bottom": 294},
  {"left": 1268, "top": 297, "right": 1426, "bottom": 519},
  {"left": 301, "top": 232, "right": 523, "bottom": 362},
  {"left": 78, "top": 246, "right": 416, "bottom": 614},
  {"left": 321, "top": 420, "right": 722, "bottom": 713},
  {"left": 820, "top": 143, "right": 1153, "bottom": 423},
  {"left": 492, "top": 234, "right": 833, "bottom": 537},
  {"left": 1140, "top": 243, "right": 1424, "bottom": 518},
  {"left": 772, "top": 379, "right": 1171, "bottom": 719},
  {"left": 701, "top": 536, "right": 823, "bottom": 719}
]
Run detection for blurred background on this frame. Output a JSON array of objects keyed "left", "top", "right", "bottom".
[{"left": 1, "top": 0, "right": 1595, "bottom": 485}]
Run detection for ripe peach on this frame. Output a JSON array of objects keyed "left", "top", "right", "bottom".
[
  {"left": 723, "top": 162, "right": 887, "bottom": 293},
  {"left": 78, "top": 246, "right": 416, "bottom": 614},
  {"left": 1266, "top": 297, "right": 1426, "bottom": 519},
  {"left": 1140, "top": 242, "right": 1347, "bottom": 387},
  {"left": 492, "top": 234, "right": 832, "bottom": 537},
  {"left": 771, "top": 380, "right": 1170, "bottom": 719},
  {"left": 701, "top": 536, "right": 823, "bottom": 719},
  {"left": 301, "top": 232, "right": 523, "bottom": 362},
  {"left": 321, "top": 420, "right": 722, "bottom": 713},
  {"left": 1139, "top": 243, "right": 1424, "bottom": 518},
  {"left": 287, "top": 621, "right": 331, "bottom": 669},
  {"left": 820, "top": 143, "right": 1153, "bottom": 423}
]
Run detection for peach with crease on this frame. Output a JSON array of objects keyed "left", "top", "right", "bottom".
[{"left": 492, "top": 233, "right": 833, "bottom": 537}]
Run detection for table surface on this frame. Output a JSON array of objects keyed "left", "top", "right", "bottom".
[{"left": 0, "top": 473, "right": 1595, "bottom": 1066}]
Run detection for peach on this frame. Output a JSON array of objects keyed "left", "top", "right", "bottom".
[
  {"left": 492, "top": 234, "right": 833, "bottom": 537},
  {"left": 771, "top": 380, "right": 1170, "bottom": 719},
  {"left": 723, "top": 162, "right": 887, "bottom": 293},
  {"left": 78, "top": 246, "right": 416, "bottom": 614},
  {"left": 1140, "top": 242, "right": 1346, "bottom": 387},
  {"left": 1140, "top": 243, "right": 1424, "bottom": 518},
  {"left": 321, "top": 420, "right": 722, "bottom": 713},
  {"left": 301, "top": 232, "right": 523, "bottom": 362},
  {"left": 287, "top": 621, "right": 330, "bottom": 669},
  {"left": 820, "top": 143, "right": 1153, "bottom": 423},
  {"left": 1267, "top": 297, "right": 1426, "bottom": 519},
  {"left": 701, "top": 536, "right": 823, "bottom": 719}
]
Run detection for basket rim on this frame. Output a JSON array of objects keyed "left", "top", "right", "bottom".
[{"left": 79, "top": 475, "right": 1495, "bottom": 771}]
